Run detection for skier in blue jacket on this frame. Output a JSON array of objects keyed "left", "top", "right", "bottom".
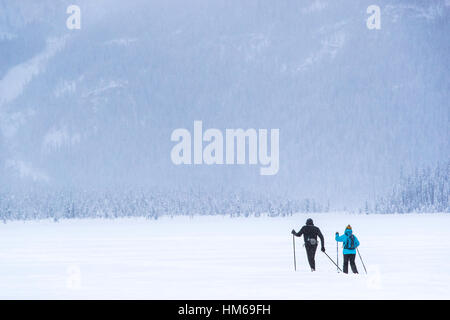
[{"left": 335, "top": 225, "right": 359, "bottom": 274}]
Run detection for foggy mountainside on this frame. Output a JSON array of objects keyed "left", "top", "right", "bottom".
[{"left": 0, "top": 0, "right": 449, "bottom": 218}]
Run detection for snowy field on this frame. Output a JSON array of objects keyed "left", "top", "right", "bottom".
[{"left": 0, "top": 213, "right": 449, "bottom": 299}]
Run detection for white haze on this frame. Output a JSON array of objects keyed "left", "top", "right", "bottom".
[{"left": 0, "top": 0, "right": 448, "bottom": 209}]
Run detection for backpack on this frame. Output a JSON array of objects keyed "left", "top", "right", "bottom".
[{"left": 344, "top": 234, "right": 356, "bottom": 250}]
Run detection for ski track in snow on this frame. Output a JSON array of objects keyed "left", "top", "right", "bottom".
[{"left": 0, "top": 213, "right": 449, "bottom": 299}]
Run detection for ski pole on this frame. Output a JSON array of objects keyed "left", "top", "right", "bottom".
[
  {"left": 323, "top": 251, "right": 343, "bottom": 272},
  {"left": 336, "top": 241, "right": 339, "bottom": 273},
  {"left": 292, "top": 234, "right": 297, "bottom": 271},
  {"left": 357, "top": 248, "right": 367, "bottom": 274}
]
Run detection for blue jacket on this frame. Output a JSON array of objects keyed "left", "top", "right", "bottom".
[{"left": 335, "top": 229, "right": 360, "bottom": 255}]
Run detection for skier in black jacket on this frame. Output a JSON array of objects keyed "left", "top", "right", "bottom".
[{"left": 291, "top": 218, "right": 325, "bottom": 271}]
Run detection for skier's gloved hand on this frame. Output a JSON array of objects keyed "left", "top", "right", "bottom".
[
  {"left": 291, "top": 229, "right": 296, "bottom": 235},
  {"left": 321, "top": 247, "right": 325, "bottom": 252}
]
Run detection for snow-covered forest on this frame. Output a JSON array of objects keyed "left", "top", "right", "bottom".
[
  {"left": 0, "top": 188, "right": 330, "bottom": 222},
  {"left": 368, "top": 161, "right": 449, "bottom": 214},
  {"left": 1, "top": 159, "right": 448, "bottom": 222},
  {"left": 1, "top": 160, "right": 448, "bottom": 222}
]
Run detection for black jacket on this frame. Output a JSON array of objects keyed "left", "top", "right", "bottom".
[{"left": 293, "top": 225, "right": 325, "bottom": 249}]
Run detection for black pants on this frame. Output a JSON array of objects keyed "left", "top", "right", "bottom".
[
  {"left": 343, "top": 254, "right": 358, "bottom": 274},
  {"left": 305, "top": 244, "right": 317, "bottom": 270}
]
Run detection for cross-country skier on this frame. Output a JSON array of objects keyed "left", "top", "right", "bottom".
[
  {"left": 335, "top": 225, "right": 360, "bottom": 274},
  {"left": 291, "top": 218, "right": 325, "bottom": 272}
]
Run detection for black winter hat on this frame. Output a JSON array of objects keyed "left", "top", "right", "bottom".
[{"left": 306, "top": 218, "right": 314, "bottom": 226}]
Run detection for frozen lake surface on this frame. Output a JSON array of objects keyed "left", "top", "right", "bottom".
[{"left": 0, "top": 213, "right": 449, "bottom": 299}]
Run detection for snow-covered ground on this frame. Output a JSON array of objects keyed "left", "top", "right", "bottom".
[{"left": 0, "top": 213, "right": 449, "bottom": 299}]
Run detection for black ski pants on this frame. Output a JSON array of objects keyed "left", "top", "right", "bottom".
[
  {"left": 343, "top": 253, "right": 358, "bottom": 274},
  {"left": 304, "top": 244, "right": 317, "bottom": 270}
]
